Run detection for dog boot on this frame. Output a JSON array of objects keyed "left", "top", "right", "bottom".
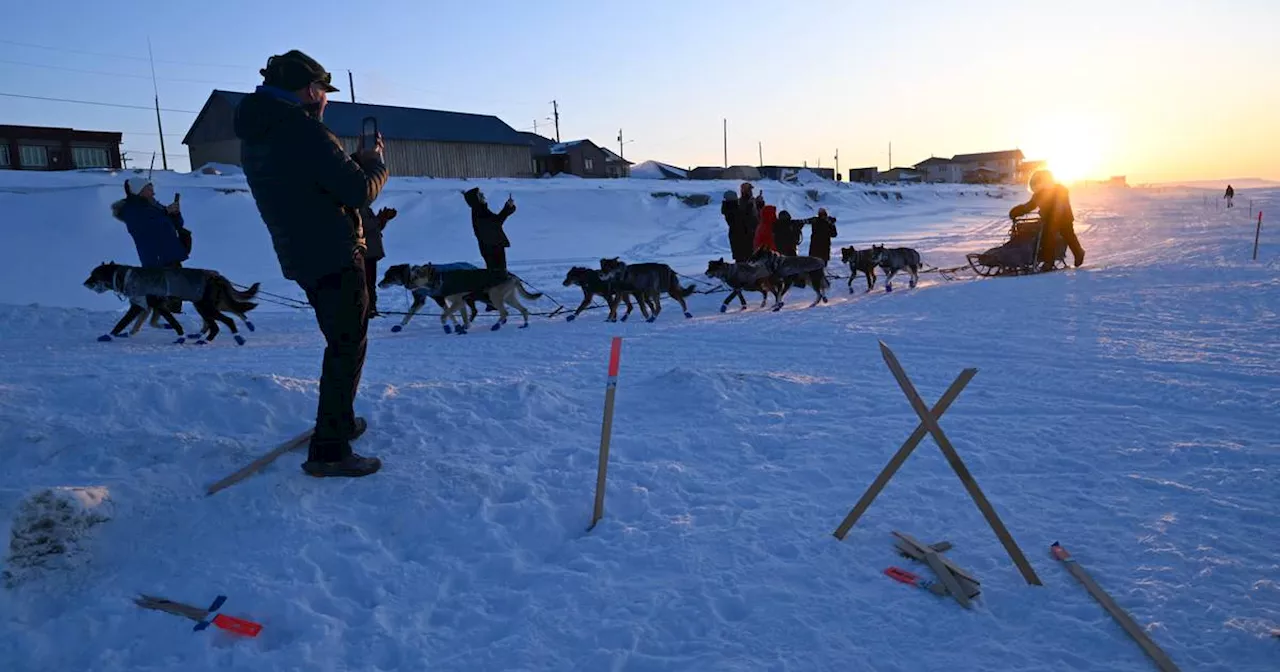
[{"left": 302, "top": 452, "right": 382, "bottom": 478}]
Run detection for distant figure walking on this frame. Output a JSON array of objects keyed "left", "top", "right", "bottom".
[
  {"left": 464, "top": 187, "right": 517, "bottom": 271},
  {"left": 1225, "top": 184, "right": 1235, "bottom": 208}
]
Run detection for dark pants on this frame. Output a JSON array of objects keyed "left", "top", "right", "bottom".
[
  {"left": 1042, "top": 221, "right": 1085, "bottom": 266},
  {"left": 298, "top": 257, "right": 370, "bottom": 462},
  {"left": 364, "top": 257, "right": 380, "bottom": 316},
  {"left": 479, "top": 245, "right": 507, "bottom": 271}
]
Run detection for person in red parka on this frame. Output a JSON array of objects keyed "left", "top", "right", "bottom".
[{"left": 754, "top": 198, "right": 778, "bottom": 252}]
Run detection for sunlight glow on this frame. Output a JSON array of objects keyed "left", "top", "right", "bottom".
[{"left": 1021, "top": 114, "right": 1109, "bottom": 184}]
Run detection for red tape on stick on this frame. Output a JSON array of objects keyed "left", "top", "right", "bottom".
[{"left": 607, "top": 336, "right": 622, "bottom": 377}]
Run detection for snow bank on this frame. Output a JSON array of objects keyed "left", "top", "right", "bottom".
[{"left": 4, "top": 486, "right": 112, "bottom": 587}]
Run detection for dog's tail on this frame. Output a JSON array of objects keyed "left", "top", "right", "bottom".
[
  {"left": 231, "top": 281, "right": 261, "bottom": 302},
  {"left": 517, "top": 282, "right": 544, "bottom": 301},
  {"left": 680, "top": 283, "right": 697, "bottom": 297}
]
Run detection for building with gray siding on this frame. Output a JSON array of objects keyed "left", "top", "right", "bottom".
[{"left": 182, "top": 90, "right": 534, "bottom": 178}]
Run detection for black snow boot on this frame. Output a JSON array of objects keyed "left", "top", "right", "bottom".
[{"left": 302, "top": 453, "right": 382, "bottom": 478}]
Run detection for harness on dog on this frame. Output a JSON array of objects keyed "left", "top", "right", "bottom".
[{"left": 112, "top": 266, "right": 208, "bottom": 302}]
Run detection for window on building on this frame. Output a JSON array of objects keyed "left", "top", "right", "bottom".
[
  {"left": 72, "top": 146, "right": 111, "bottom": 169},
  {"left": 0, "top": 144, "right": 8, "bottom": 167},
  {"left": 584, "top": 158, "right": 594, "bottom": 171},
  {"left": 19, "top": 145, "right": 48, "bottom": 169}
]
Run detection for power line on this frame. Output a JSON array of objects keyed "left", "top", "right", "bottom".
[
  {"left": 0, "top": 57, "right": 241, "bottom": 87},
  {"left": 0, "top": 91, "right": 199, "bottom": 114},
  {"left": 0, "top": 37, "right": 352, "bottom": 76},
  {"left": 0, "top": 37, "right": 253, "bottom": 70}
]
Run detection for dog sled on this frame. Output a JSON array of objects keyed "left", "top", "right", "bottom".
[{"left": 963, "top": 215, "right": 1067, "bottom": 277}]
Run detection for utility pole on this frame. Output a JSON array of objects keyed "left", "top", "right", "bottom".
[
  {"left": 618, "top": 129, "right": 624, "bottom": 159},
  {"left": 722, "top": 118, "right": 727, "bottom": 168},
  {"left": 758, "top": 141, "right": 763, "bottom": 167},
  {"left": 146, "top": 37, "right": 168, "bottom": 171},
  {"left": 348, "top": 71, "right": 355, "bottom": 103},
  {"left": 552, "top": 100, "right": 560, "bottom": 142},
  {"left": 889, "top": 141, "right": 892, "bottom": 170},
  {"left": 835, "top": 148, "right": 839, "bottom": 180},
  {"left": 533, "top": 119, "right": 538, "bottom": 135}
]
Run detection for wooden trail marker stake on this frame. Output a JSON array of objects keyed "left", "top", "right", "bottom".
[
  {"left": 1253, "top": 211, "right": 1263, "bottom": 261},
  {"left": 588, "top": 337, "right": 623, "bottom": 531},
  {"left": 206, "top": 428, "right": 314, "bottom": 496},
  {"left": 1051, "top": 542, "right": 1181, "bottom": 672},
  {"left": 832, "top": 341, "right": 1042, "bottom": 587}
]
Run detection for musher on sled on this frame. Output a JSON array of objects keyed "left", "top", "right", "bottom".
[{"left": 1008, "top": 169, "right": 1085, "bottom": 271}]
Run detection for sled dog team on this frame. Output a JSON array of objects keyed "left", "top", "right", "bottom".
[{"left": 84, "top": 240, "right": 925, "bottom": 342}]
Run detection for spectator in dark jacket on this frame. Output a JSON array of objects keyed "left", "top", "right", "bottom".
[
  {"left": 234, "top": 49, "right": 389, "bottom": 479},
  {"left": 773, "top": 210, "right": 803, "bottom": 256},
  {"left": 797, "top": 208, "right": 838, "bottom": 262},
  {"left": 720, "top": 190, "right": 752, "bottom": 261},
  {"left": 464, "top": 187, "right": 516, "bottom": 270},
  {"left": 111, "top": 176, "right": 191, "bottom": 314},
  {"left": 360, "top": 205, "right": 397, "bottom": 317},
  {"left": 738, "top": 182, "right": 760, "bottom": 245}
]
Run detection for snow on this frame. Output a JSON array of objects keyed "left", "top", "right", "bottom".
[
  {"left": 0, "top": 168, "right": 1277, "bottom": 671},
  {"left": 631, "top": 160, "right": 688, "bottom": 180}
]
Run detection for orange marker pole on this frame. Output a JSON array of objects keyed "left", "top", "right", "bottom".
[{"left": 589, "top": 337, "right": 623, "bottom": 531}]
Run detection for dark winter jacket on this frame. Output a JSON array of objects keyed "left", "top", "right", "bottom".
[
  {"left": 233, "top": 85, "right": 388, "bottom": 285},
  {"left": 799, "top": 214, "right": 838, "bottom": 261},
  {"left": 721, "top": 196, "right": 754, "bottom": 262},
  {"left": 110, "top": 194, "right": 190, "bottom": 268},
  {"left": 464, "top": 188, "right": 517, "bottom": 248},
  {"left": 360, "top": 206, "right": 386, "bottom": 261},
  {"left": 1009, "top": 184, "right": 1073, "bottom": 231},
  {"left": 773, "top": 213, "right": 803, "bottom": 256}
]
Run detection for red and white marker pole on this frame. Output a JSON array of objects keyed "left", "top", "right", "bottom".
[{"left": 589, "top": 337, "right": 623, "bottom": 530}]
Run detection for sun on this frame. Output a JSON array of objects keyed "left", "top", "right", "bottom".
[{"left": 1022, "top": 117, "right": 1108, "bottom": 184}]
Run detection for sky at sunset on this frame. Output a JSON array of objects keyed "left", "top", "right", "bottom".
[{"left": 3, "top": 0, "right": 1276, "bottom": 183}]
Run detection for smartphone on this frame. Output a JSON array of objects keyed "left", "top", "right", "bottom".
[
  {"left": 174, "top": 192, "right": 180, "bottom": 203},
  {"left": 360, "top": 116, "right": 379, "bottom": 151}
]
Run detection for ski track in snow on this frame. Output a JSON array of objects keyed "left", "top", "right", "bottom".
[{"left": 0, "top": 173, "right": 1277, "bottom": 671}]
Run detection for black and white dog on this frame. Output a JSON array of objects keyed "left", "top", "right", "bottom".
[
  {"left": 839, "top": 246, "right": 878, "bottom": 293},
  {"left": 868, "top": 244, "right": 922, "bottom": 292},
  {"left": 83, "top": 261, "right": 260, "bottom": 344}
]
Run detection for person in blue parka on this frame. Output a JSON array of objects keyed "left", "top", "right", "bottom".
[{"left": 111, "top": 176, "right": 193, "bottom": 314}]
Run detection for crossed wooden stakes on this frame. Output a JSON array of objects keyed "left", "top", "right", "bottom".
[{"left": 833, "top": 341, "right": 1042, "bottom": 587}]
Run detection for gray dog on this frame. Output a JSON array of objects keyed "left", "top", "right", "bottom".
[
  {"left": 868, "top": 244, "right": 922, "bottom": 292},
  {"left": 748, "top": 249, "right": 829, "bottom": 310}
]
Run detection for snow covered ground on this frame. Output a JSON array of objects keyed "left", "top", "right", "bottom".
[{"left": 0, "top": 169, "right": 1276, "bottom": 671}]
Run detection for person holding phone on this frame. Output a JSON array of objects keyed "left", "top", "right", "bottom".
[
  {"left": 463, "top": 187, "right": 517, "bottom": 271},
  {"left": 234, "top": 49, "right": 389, "bottom": 479}
]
